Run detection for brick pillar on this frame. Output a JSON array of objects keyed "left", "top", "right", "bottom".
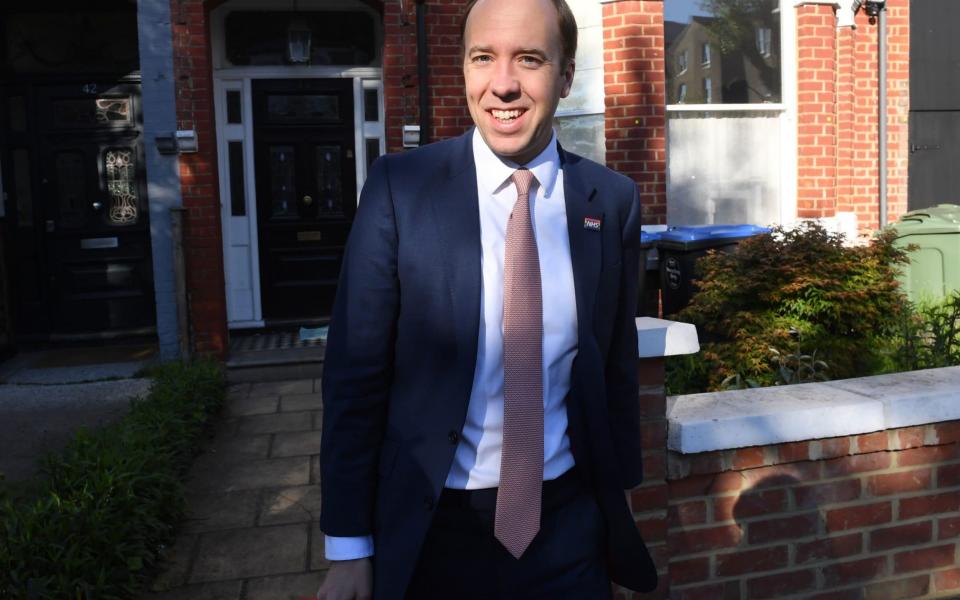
[
  {"left": 601, "top": 0, "right": 667, "bottom": 225},
  {"left": 170, "top": 0, "right": 228, "bottom": 358},
  {"left": 614, "top": 355, "right": 670, "bottom": 599},
  {"left": 796, "top": 4, "right": 838, "bottom": 220},
  {"left": 797, "top": 1, "right": 910, "bottom": 233},
  {"left": 615, "top": 318, "right": 699, "bottom": 599},
  {"left": 849, "top": 0, "right": 910, "bottom": 229},
  {"left": 882, "top": 0, "right": 910, "bottom": 225},
  {"left": 836, "top": 26, "right": 855, "bottom": 215}
]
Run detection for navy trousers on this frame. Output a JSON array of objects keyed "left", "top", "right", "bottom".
[{"left": 404, "top": 470, "right": 612, "bottom": 600}]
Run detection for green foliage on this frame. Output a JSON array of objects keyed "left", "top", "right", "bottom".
[
  {"left": 768, "top": 332, "right": 830, "bottom": 385},
  {"left": 0, "top": 360, "right": 225, "bottom": 600},
  {"left": 670, "top": 222, "right": 910, "bottom": 392},
  {"left": 891, "top": 292, "right": 960, "bottom": 371}
]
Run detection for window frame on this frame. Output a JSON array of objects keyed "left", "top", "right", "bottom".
[{"left": 663, "top": 0, "right": 798, "bottom": 227}]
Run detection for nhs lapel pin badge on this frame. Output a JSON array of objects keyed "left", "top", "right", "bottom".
[{"left": 583, "top": 216, "right": 602, "bottom": 231}]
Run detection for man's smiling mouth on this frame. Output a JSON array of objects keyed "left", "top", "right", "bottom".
[{"left": 491, "top": 109, "right": 524, "bottom": 123}]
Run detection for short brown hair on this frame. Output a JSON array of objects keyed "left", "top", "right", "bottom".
[{"left": 459, "top": 0, "right": 579, "bottom": 67}]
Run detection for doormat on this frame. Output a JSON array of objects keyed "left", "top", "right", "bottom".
[{"left": 298, "top": 326, "right": 329, "bottom": 342}]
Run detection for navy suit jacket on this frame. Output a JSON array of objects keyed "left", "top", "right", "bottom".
[{"left": 320, "top": 130, "right": 657, "bottom": 598}]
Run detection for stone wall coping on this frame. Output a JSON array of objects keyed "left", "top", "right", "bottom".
[
  {"left": 635, "top": 317, "right": 700, "bottom": 358},
  {"left": 667, "top": 366, "right": 960, "bottom": 454}
]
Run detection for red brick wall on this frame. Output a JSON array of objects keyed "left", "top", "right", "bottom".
[
  {"left": 796, "top": 5, "right": 838, "bottom": 222},
  {"left": 382, "top": 1, "right": 471, "bottom": 153},
  {"left": 796, "top": 1, "right": 910, "bottom": 234},
  {"left": 602, "top": 0, "right": 668, "bottom": 225},
  {"left": 620, "top": 415, "right": 960, "bottom": 599},
  {"left": 621, "top": 356, "right": 671, "bottom": 598},
  {"left": 171, "top": 0, "right": 228, "bottom": 358}
]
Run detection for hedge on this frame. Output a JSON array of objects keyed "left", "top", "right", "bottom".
[{"left": 0, "top": 360, "right": 225, "bottom": 600}]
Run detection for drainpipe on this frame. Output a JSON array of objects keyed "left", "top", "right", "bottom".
[
  {"left": 415, "top": 0, "right": 430, "bottom": 145},
  {"left": 171, "top": 207, "right": 191, "bottom": 361},
  {"left": 877, "top": 5, "right": 888, "bottom": 227}
]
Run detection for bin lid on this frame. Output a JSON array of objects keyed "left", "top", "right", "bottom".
[
  {"left": 659, "top": 224, "right": 770, "bottom": 243},
  {"left": 894, "top": 204, "right": 960, "bottom": 236},
  {"left": 639, "top": 230, "right": 660, "bottom": 247}
]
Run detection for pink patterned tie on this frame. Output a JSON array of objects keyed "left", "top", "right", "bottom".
[{"left": 495, "top": 168, "right": 544, "bottom": 559}]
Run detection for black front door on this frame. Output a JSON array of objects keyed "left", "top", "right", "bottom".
[
  {"left": 253, "top": 79, "right": 357, "bottom": 322},
  {"left": 909, "top": 0, "right": 960, "bottom": 210},
  {"left": 1, "top": 82, "right": 155, "bottom": 338}
]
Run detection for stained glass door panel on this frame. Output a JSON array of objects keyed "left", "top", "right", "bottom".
[{"left": 253, "top": 79, "right": 356, "bottom": 321}]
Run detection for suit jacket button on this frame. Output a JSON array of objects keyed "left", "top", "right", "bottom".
[
  {"left": 423, "top": 496, "right": 434, "bottom": 511},
  {"left": 447, "top": 430, "right": 459, "bottom": 444}
]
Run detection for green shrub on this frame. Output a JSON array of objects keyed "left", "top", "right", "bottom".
[
  {"left": 0, "top": 360, "right": 225, "bottom": 600},
  {"left": 667, "top": 222, "right": 910, "bottom": 392},
  {"left": 892, "top": 291, "right": 960, "bottom": 371}
]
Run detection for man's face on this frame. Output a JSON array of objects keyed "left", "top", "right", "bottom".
[{"left": 462, "top": 0, "right": 575, "bottom": 165}]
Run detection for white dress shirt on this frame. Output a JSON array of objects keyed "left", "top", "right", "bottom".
[{"left": 325, "top": 129, "right": 578, "bottom": 560}]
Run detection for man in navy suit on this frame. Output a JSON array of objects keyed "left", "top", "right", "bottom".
[{"left": 317, "top": 0, "right": 656, "bottom": 598}]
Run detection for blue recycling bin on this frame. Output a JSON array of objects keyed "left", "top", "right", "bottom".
[
  {"left": 658, "top": 224, "right": 770, "bottom": 316},
  {"left": 637, "top": 230, "right": 662, "bottom": 317}
]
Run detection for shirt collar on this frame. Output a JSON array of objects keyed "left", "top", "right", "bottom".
[{"left": 471, "top": 128, "right": 560, "bottom": 198}]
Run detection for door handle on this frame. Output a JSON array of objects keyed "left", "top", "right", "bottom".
[
  {"left": 92, "top": 201, "right": 104, "bottom": 211},
  {"left": 303, "top": 195, "right": 313, "bottom": 206},
  {"left": 910, "top": 143, "right": 941, "bottom": 153}
]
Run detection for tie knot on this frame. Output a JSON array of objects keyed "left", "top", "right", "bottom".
[{"left": 511, "top": 169, "right": 535, "bottom": 197}]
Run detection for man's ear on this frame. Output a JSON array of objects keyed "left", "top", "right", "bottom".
[{"left": 560, "top": 59, "right": 575, "bottom": 98}]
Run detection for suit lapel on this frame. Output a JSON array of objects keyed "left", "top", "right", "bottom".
[
  {"left": 428, "top": 132, "right": 482, "bottom": 368},
  {"left": 561, "top": 147, "right": 602, "bottom": 338}
]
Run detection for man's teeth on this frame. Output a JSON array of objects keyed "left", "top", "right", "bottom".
[{"left": 492, "top": 109, "right": 522, "bottom": 121}]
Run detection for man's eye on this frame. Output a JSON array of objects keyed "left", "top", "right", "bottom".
[
  {"left": 519, "top": 56, "right": 543, "bottom": 66},
  {"left": 472, "top": 55, "right": 493, "bottom": 64}
]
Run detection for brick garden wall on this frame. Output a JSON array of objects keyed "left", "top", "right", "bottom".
[
  {"left": 620, "top": 357, "right": 960, "bottom": 599},
  {"left": 170, "top": 0, "right": 229, "bottom": 358},
  {"left": 796, "top": 1, "right": 910, "bottom": 235}
]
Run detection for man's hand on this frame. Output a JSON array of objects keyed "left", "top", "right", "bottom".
[{"left": 316, "top": 558, "right": 373, "bottom": 600}]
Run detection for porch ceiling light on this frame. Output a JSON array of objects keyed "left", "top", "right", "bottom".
[{"left": 286, "top": 15, "right": 312, "bottom": 64}]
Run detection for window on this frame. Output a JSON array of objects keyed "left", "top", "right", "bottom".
[
  {"left": 226, "top": 91, "right": 242, "bottom": 124},
  {"left": 665, "top": 0, "right": 781, "bottom": 104},
  {"left": 224, "top": 11, "right": 378, "bottom": 66},
  {"left": 554, "top": 1, "right": 606, "bottom": 164},
  {"left": 663, "top": 0, "right": 790, "bottom": 229},
  {"left": 363, "top": 88, "right": 379, "bottom": 123},
  {"left": 228, "top": 142, "right": 246, "bottom": 216},
  {"left": 103, "top": 148, "right": 138, "bottom": 225},
  {"left": 361, "top": 80, "right": 385, "bottom": 180}
]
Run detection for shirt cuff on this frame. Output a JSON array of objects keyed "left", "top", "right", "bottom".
[{"left": 325, "top": 535, "right": 374, "bottom": 560}]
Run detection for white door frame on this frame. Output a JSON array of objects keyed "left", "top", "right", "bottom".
[{"left": 210, "top": 1, "right": 385, "bottom": 329}]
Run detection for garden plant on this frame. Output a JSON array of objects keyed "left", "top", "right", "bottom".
[
  {"left": 0, "top": 360, "right": 225, "bottom": 600},
  {"left": 666, "top": 222, "right": 912, "bottom": 394}
]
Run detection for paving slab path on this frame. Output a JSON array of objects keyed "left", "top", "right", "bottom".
[{"left": 145, "top": 378, "right": 329, "bottom": 600}]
